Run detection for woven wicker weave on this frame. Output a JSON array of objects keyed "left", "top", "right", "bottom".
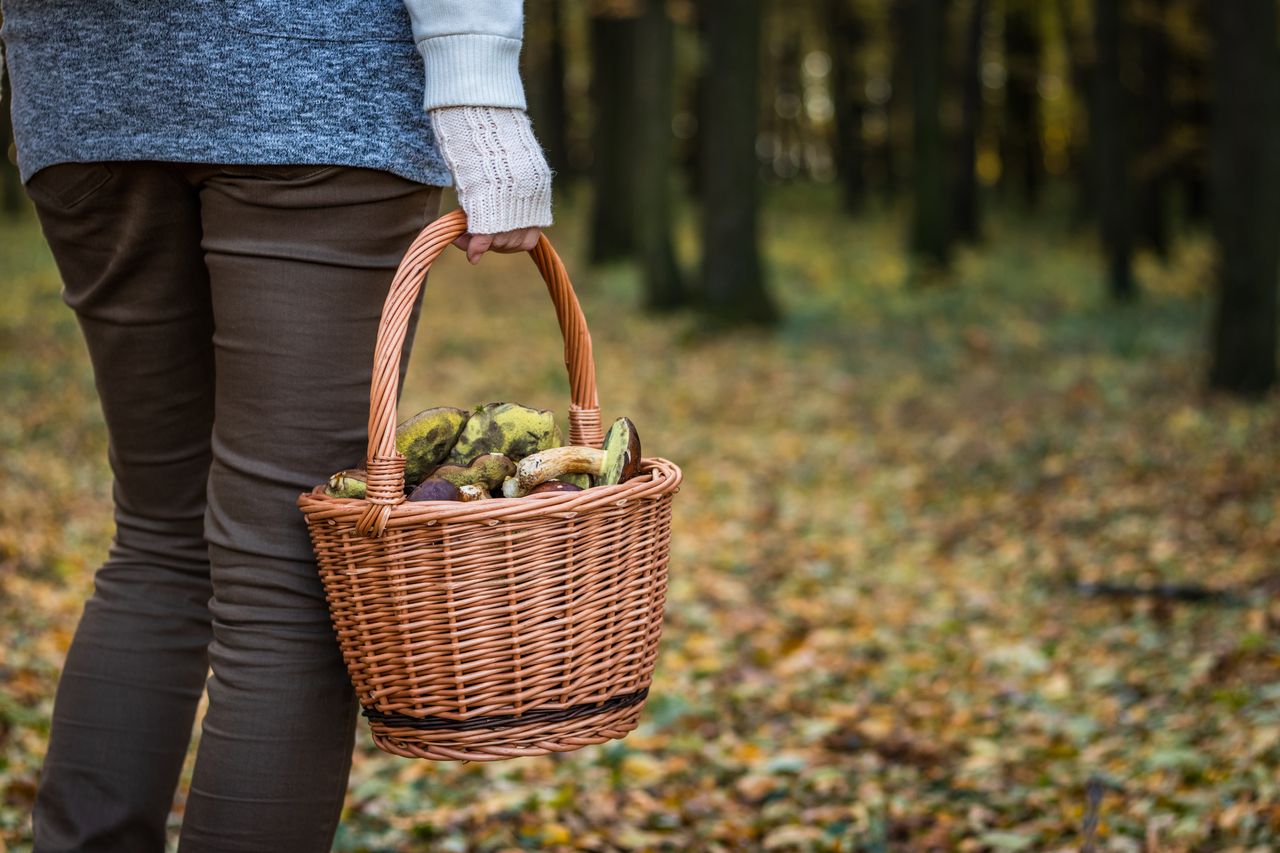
[{"left": 296, "top": 210, "right": 681, "bottom": 761}]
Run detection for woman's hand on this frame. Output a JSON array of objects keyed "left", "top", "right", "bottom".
[{"left": 453, "top": 227, "right": 542, "bottom": 264}]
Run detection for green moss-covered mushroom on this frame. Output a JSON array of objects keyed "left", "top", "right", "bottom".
[
  {"left": 325, "top": 468, "right": 369, "bottom": 499},
  {"left": 395, "top": 406, "right": 469, "bottom": 485},
  {"left": 445, "top": 402, "right": 562, "bottom": 464},
  {"left": 432, "top": 453, "right": 516, "bottom": 492}
]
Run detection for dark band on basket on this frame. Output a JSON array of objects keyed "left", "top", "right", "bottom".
[{"left": 362, "top": 687, "right": 649, "bottom": 732}]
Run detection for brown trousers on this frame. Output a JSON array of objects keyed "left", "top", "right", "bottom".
[{"left": 24, "top": 162, "right": 442, "bottom": 852}]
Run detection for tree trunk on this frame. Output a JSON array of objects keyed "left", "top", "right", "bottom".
[
  {"left": 1208, "top": 0, "right": 1280, "bottom": 395},
  {"left": 1174, "top": 0, "right": 1210, "bottom": 225},
  {"left": 1133, "top": 0, "right": 1172, "bottom": 257},
  {"left": 633, "top": 0, "right": 687, "bottom": 310},
  {"left": 951, "top": 0, "right": 985, "bottom": 242},
  {"left": 522, "top": 0, "right": 571, "bottom": 179},
  {"left": 825, "top": 0, "right": 867, "bottom": 214},
  {"left": 1180, "top": 96, "right": 1210, "bottom": 224},
  {"left": 682, "top": 4, "right": 709, "bottom": 199},
  {"left": 884, "top": 0, "right": 913, "bottom": 200},
  {"left": 699, "top": 0, "right": 777, "bottom": 325},
  {"left": 1056, "top": 0, "right": 1096, "bottom": 228},
  {"left": 909, "top": 0, "right": 950, "bottom": 270},
  {"left": 1093, "top": 0, "right": 1135, "bottom": 301},
  {"left": 1002, "top": 1, "right": 1042, "bottom": 209},
  {"left": 588, "top": 3, "right": 640, "bottom": 263}
]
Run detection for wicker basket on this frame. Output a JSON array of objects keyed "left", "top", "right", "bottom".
[{"left": 296, "top": 210, "right": 681, "bottom": 762}]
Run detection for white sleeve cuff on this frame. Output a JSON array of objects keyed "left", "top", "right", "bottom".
[{"left": 417, "top": 34, "right": 527, "bottom": 111}]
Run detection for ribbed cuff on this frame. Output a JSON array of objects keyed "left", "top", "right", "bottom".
[
  {"left": 417, "top": 34, "right": 527, "bottom": 111},
  {"left": 457, "top": 181, "right": 553, "bottom": 234}
]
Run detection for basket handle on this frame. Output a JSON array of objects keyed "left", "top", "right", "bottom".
[{"left": 356, "top": 208, "right": 601, "bottom": 537}]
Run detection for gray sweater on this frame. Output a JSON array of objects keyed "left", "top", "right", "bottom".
[{"left": 0, "top": 0, "right": 528, "bottom": 187}]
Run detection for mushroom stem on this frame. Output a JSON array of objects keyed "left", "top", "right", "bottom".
[
  {"left": 510, "top": 445, "right": 606, "bottom": 496},
  {"left": 458, "top": 484, "right": 492, "bottom": 501}
]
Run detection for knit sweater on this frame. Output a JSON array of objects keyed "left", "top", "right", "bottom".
[{"left": 0, "top": 0, "right": 552, "bottom": 232}]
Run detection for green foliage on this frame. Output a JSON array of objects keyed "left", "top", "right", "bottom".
[{"left": 1, "top": 194, "right": 1277, "bottom": 851}]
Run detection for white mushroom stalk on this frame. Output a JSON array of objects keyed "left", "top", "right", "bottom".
[{"left": 503, "top": 446, "right": 604, "bottom": 497}]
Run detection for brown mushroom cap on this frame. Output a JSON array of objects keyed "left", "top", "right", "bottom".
[
  {"left": 407, "top": 478, "right": 462, "bottom": 502},
  {"left": 596, "top": 417, "right": 642, "bottom": 487}
]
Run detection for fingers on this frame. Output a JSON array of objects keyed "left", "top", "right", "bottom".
[
  {"left": 491, "top": 228, "right": 541, "bottom": 254},
  {"left": 458, "top": 228, "right": 543, "bottom": 264},
  {"left": 464, "top": 234, "right": 493, "bottom": 265}
]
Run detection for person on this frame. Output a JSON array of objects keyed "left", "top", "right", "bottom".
[{"left": 1, "top": 1, "right": 553, "bottom": 849}]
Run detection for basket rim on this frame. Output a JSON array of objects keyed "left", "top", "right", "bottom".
[{"left": 297, "top": 456, "right": 681, "bottom": 528}]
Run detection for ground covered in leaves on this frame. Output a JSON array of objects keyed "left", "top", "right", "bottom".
[{"left": 2, "top": 189, "right": 1278, "bottom": 852}]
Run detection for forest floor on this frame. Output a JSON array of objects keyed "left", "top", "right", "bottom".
[{"left": 2, "top": 188, "right": 1278, "bottom": 852}]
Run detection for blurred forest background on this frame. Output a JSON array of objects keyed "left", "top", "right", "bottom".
[
  {"left": 511, "top": 0, "right": 1275, "bottom": 395},
  {"left": 3, "top": 0, "right": 1280, "bottom": 851}
]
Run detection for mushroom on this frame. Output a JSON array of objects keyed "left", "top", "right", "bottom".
[
  {"left": 445, "top": 402, "right": 562, "bottom": 465},
  {"left": 595, "top": 417, "right": 643, "bottom": 487},
  {"left": 503, "top": 446, "right": 599, "bottom": 497},
  {"left": 503, "top": 417, "right": 641, "bottom": 497},
  {"left": 432, "top": 453, "right": 516, "bottom": 492},
  {"left": 394, "top": 406, "right": 469, "bottom": 486},
  {"left": 407, "top": 478, "right": 462, "bottom": 502},
  {"left": 325, "top": 468, "right": 368, "bottom": 499},
  {"left": 458, "top": 484, "right": 492, "bottom": 501}
]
